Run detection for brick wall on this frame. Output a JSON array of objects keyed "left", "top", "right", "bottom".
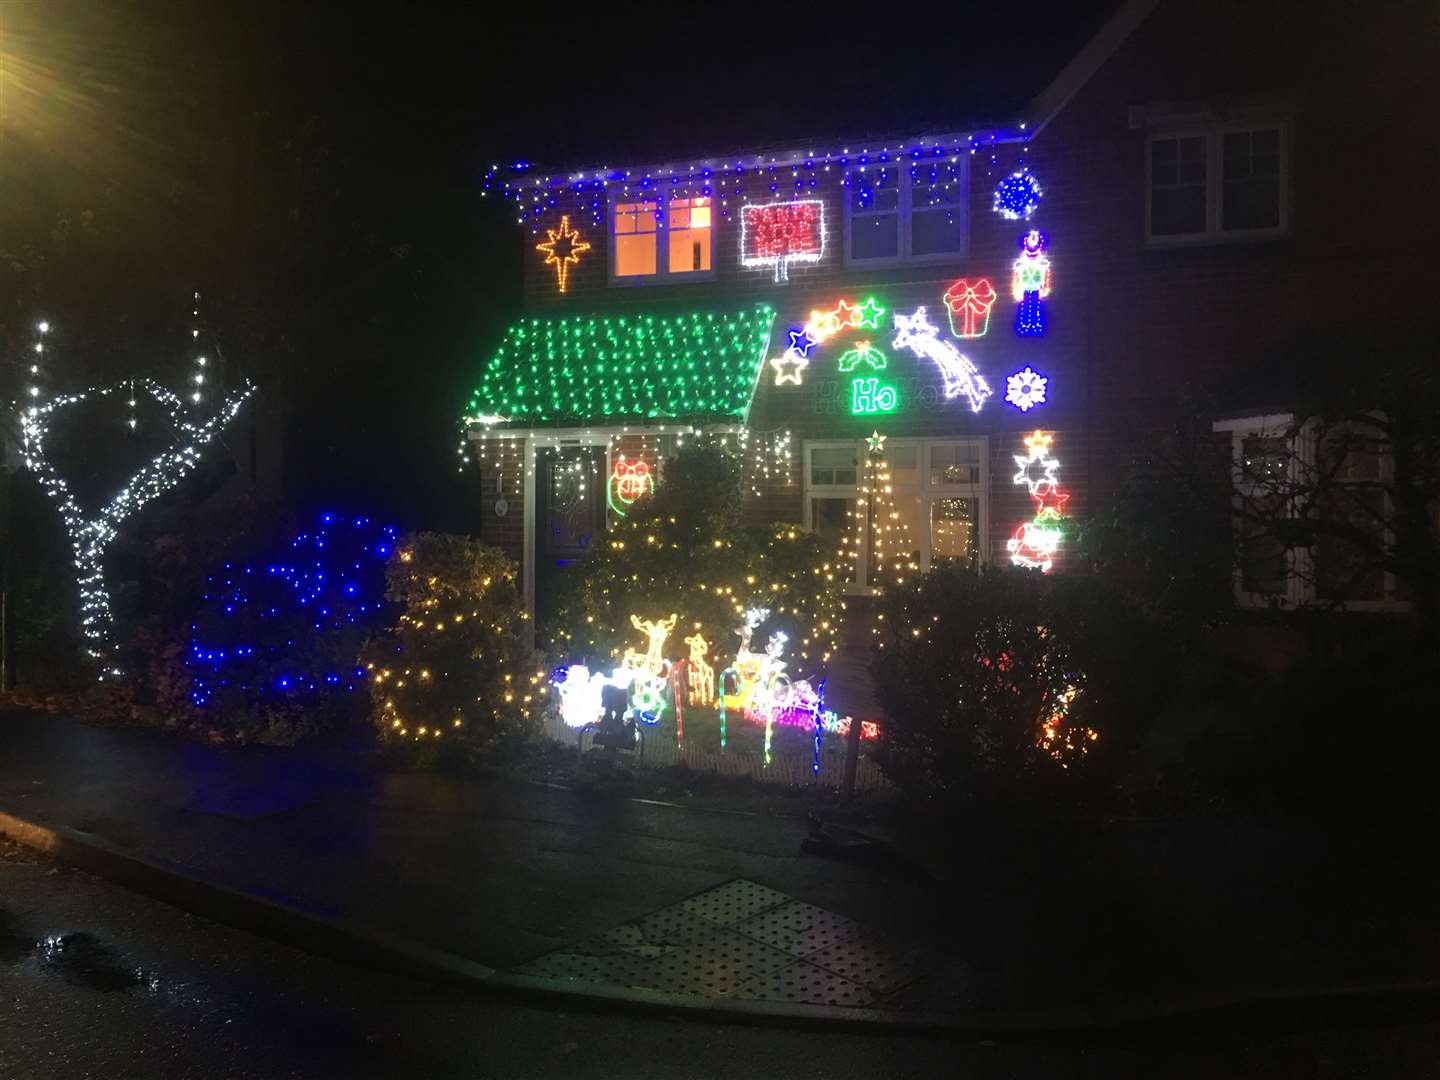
[{"left": 487, "top": 0, "right": 1438, "bottom": 574}]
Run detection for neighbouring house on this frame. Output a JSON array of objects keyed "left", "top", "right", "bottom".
[{"left": 466, "top": 0, "right": 1439, "bottom": 630}]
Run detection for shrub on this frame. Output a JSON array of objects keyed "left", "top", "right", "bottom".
[
  {"left": 360, "top": 532, "right": 538, "bottom": 762},
  {"left": 870, "top": 564, "right": 1170, "bottom": 814},
  {"left": 548, "top": 443, "right": 841, "bottom": 680},
  {"left": 187, "top": 512, "right": 396, "bottom": 740}
]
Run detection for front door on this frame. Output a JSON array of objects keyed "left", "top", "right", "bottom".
[{"left": 535, "top": 445, "right": 606, "bottom": 623}]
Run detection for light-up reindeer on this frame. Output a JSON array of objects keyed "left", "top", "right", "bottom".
[
  {"left": 683, "top": 633, "right": 715, "bottom": 705},
  {"left": 622, "top": 613, "right": 677, "bottom": 677}
]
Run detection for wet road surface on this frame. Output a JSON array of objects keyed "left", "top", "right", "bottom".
[{"left": 5, "top": 840, "right": 1440, "bottom": 1079}]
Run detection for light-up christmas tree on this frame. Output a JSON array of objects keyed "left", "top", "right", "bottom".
[{"left": 841, "top": 431, "right": 919, "bottom": 593}]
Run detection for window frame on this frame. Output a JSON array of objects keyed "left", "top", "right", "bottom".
[
  {"left": 842, "top": 156, "right": 970, "bottom": 269},
  {"left": 1145, "top": 119, "right": 1291, "bottom": 248},
  {"left": 803, "top": 436, "right": 989, "bottom": 595},
  {"left": 607, "top": 186, "right": 716, "bottom": 286},
  {"left": 1215, "top": 413, "right": 1406, "bottom": 612}
]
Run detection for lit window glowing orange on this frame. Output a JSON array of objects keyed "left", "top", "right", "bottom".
[
  {"left": 668, "top": 197, "right": 711, "bottom": 274},
  {"left": 614, "top": 200, "right": 657, "bottom": 277}
]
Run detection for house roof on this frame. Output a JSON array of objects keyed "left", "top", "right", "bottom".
[{"left": 463, "top": 305, "right": 777, "bottom": 429}]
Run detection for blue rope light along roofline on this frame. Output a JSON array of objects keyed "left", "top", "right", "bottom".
[{"left": 464, "top": 305, "right": 777, "bottom": 427}]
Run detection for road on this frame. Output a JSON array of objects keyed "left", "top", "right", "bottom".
[{"left": 3, "top": 841, "right": 1439, "bottom": 1079}]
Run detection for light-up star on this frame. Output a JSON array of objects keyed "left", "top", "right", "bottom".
[
  {"left": 787, "top": 327, "right": 818, "bottom": 357},
  {"left": 866, "top": 430, "right": 887, "bottom": 454},
  {"left": 890, "top": 305, "right": 993, "bottom": 413},
  {"left": 891, "top": 307, "right": 941, "bottom": 350},
  {"left": 1029, "top": 480, "right": 1070, "bottom": 520},
  {"left": 535, "top": 215, "right": 591, "bottom": 294},
  {"left": 805, "top": 308, "right": 842, "bottom": 342},
  {"left": 1005, "top": 367, "right": 1048, "bottom": 412},
  {"left": 828, "top": 298, "right": 857, "bottom": 330},
  {"left": 852, "top": 297, "right": 886, "bottom": 329},
  {"left": 1013, "top": 430, "right": 1060, "bottom": 493},
  {"left": 769, "top": 349, "right": 809, "bottom": 386}
]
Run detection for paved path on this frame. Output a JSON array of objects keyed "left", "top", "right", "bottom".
[
  {"left": 14, "top": 839, "right": 1436, "bottom": 1080},
  {"left": 5, "top": 710, "right": 1440, "bottom": 1020},
  {"left": 0, "top": 712, "right": 949, "bottom": 976}
]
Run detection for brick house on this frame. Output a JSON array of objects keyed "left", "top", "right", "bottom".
[{"left": 467, "top": 0, "right": 1438, "bottom": 627}]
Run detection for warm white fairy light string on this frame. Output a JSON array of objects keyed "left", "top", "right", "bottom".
[{"left": 17, "top": 369, "right": 255, "bottom": 678}]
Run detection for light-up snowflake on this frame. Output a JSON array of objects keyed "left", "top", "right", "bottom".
[{"left": 1005, "top": 367, "right": 1048, "bottom": 412}]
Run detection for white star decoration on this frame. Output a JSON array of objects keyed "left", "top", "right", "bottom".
[
  {"left": 1012, "top": 429, "right": 1059, "bottom": 493},
  {"left": 769, "top": 349, "right": 809, "bottom": 386}
]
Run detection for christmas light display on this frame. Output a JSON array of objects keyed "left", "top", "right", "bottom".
[
  {"left": 1005, "top": 367, "right": 1048, "bottom": 412},
  {"left": 683, "top": 633, "right": 714, "bottom": 705},
  {"left": 190, "top": 513, "right": 395, "bottom": 708},
  {"left": 941, "top": 278, "right": 997, "bottom": 339},
  {"left": 535, "top": 214, "right": 592, "bottom": 293},
  {"left": 802, "top": 296, "right": 886, "bottom": 345},
  {"left": 769, "top": 349, "right": 809, "bottom": 387},
  {"left": 483, "top": 133, "right": 1025, "bottom": 235},
  {"left": 840, "top": 433, "right": 920, "bottom": 591},
  {"left": 1011, "top": 230, "right": 1052, "bottom": 337},
  {"left": 836, "top": 342, "right": 888, "bottom": 373},
  {"left": 463, "top": 306, "right": 777, "bottom": 426},
  {"left": 787, "top": 327, "right": 818, "bottom": 357},
  {"left": 850, "top": 377, "right": 898, "bottom": 415},
  {"left": 621, "top": 613, "right": 677, "bottom": 676},
  {"left": 607, "top": 457, "right": 654, "bottom": 517},
  {"left": 18, "top": 376, "right": 256, "bottom": 675},
  {"left": 890, "top": 307, "right": 992, "bottom": 412},
  {"left": 552, "top": 663, "right": 643, "bottom": 729},
  {"left": 992, "top": 170, "right": 1043, "bottom": 220},
  {"left": 1007, "top": 430, "right": 1068, "bottom": 573},
  {"left": 739, "top": 199, "right": 825, "bottom": 282}
]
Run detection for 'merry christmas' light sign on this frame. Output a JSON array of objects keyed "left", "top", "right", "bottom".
[{"left": 740, "top": 200, "right": 825, "bottom": 283}]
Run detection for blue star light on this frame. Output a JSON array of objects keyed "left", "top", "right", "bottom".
[{"left": 787, "top": 327, "right": 818, "bottom": 357}]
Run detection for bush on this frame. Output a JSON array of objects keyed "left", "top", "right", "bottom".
[
  {"left": 548, "top": 443, "right": 841, "bottom": 680},
  {"left": 360, "top": 532, "right": 539, "bottom": 763},
  {"left": 870, "top": 564, "right": 1171, "bottom": 814},
  {"left": 1165, "top": 626, "right": 1440, "bottom": 822},
  {"left": 186, "top": 512, "right": 396, "bottom": 741}
]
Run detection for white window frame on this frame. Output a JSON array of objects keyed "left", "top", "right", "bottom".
[
  {"left": 842, "top": 157, "right": 970, "bottom": 269},
  {"left": 802, "top": 436, "right": 989, "bottom": 595},
  {"left": 1145, "top": 119, "right": 1291, "bottom": 247},
  {"left": 607, "top": 186, "right": 716, "bottom": 286},
  {"left": 1214, "top": 413, "right": 1406, "bottom": 612}
]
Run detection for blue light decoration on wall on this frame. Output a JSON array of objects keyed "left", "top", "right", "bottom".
[
  {"left": 1005, "top": 367, "right": 1049, "bottom": 412},
  {"left": 992, "top": 170, "right": 1043, "bottom": 220},
  {"left": 188, "top": 512, "right": 398, "bottom": 709},
  {"left": 1011, "top": 230, "right": 1052, "bottom": 337}
]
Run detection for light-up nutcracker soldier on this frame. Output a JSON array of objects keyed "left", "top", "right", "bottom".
[{"left": 1011, "top": 229, "right": 1052, "bottom": 337}]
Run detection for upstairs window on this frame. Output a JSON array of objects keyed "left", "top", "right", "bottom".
[
  {"left": 845, "top": 157, "right": 968, "bottom": 266},
  {"left": 610, "top": 190, "right": 712, "bottom": 282},
  {"left": 1146, "top": 123, "right": 1288, "bottom": 245}
]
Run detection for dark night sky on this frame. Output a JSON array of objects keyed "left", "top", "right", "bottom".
[{"left": 2, "top": 0, "right": 1117, "bottom": 530}]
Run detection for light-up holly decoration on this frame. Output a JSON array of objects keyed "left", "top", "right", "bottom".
[
  {"left": 836, "top": 341, "right": 888, "bottom": 373},
  {"left": 740, "top": 199, "right": 825, "bottom": 283},
  {"left": 535, "top": 214, "right": 591, "bottom": 293},
  {"left": 1012, "top": 230, "right": 1052, "bottom": 337},
  {"left": 993, "top": 171, "right": 1044, "bottom": 220},
  {"left": 1005, "top": 367, "right": 1048, "bottom": 412},
  {"left": 607, "top": 457, "right": 654, "bottom": 517},
  {"left": 941, "top": 278, "right": 997, "bottom": 339},
  {"left": 891, "top": 307, "right": 992, "bottom": 413},
  {"left": 1008, "top": 429, "right": 1068, "bottom": 573}
]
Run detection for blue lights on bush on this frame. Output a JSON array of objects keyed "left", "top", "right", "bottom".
[{"left": 188, "top": 512, "right": 398, "bottom": 708}]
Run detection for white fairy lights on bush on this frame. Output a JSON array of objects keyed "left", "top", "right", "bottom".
[{"left": 14, "top": 322, "right": 256, "bottom": 677}]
